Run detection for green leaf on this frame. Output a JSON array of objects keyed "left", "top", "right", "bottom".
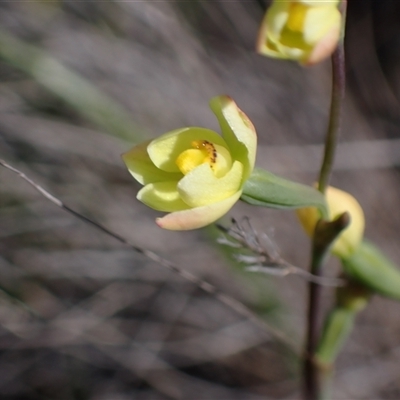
[
  {"left": 0, "top": 28, "right": 144, "bottom": 142},
  {"left": 341, "top": 240, "right": 400, "bottom": 301},
  {"left": 241, "top": 168, "right": 328, "bottom": 219}
]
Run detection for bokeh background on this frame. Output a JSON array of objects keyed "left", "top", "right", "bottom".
[{"left": 1, "top": 1, "right": 400, "bottom": 399}]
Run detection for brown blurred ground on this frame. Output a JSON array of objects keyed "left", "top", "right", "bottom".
[{"left": 0, "top": 1, "right": 400, "bottom": 399}]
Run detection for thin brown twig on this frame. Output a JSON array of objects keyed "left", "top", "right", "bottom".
[{"left": 0, "top": 158, "right": 299, "bottom": 352}]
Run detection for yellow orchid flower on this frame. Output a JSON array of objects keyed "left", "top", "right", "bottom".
[
  {"left": 257, "top": 0, "right": 342, "bottom": 65},
  {"left": 122, "top": 96, "right": 257, "bottom": 230},
  {"left": 297, "top": 186, "right": 365, "bottom": 258}
]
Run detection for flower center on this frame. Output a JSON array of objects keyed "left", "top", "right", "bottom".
[
  {"left": 175, "top": 140, "right": 232, "bottom": 177},
  {"left": 286, "top": 3, "right": 308, "bottom": 32}
]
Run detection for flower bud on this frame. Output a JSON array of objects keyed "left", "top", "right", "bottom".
[
  {"left": 342, "top": 241, "right": 400, "bottom": 301},
  {"left": 297, "top": 186, "right": 365, "bottom": 258},
  {"left": 257, "top": 0, "right": 342, "bottom": 65}
]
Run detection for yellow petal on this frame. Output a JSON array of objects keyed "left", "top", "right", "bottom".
[
  {"left": 303, "top": 6, "right": 341, "bottom": 45},
  {"left": 265, "top": 1, "right": 290, "bottom": 37},
  {"left": 138, "top": 181, "right": 189, "bottom": 212},
  {"left": 298, "top": 1, "right": 339, "bottom": 7},
  {"left": 209, "top": 96, "right": 257, "bottom": 180},
  {"left": 257, "top": 34, "right": 293, "bottom": 59},
  {"left": 122, "top": 140, "right": 182, "bottom": 185},
  {"left": 156, "top": 191, "right": 242, "bottom": 230},
  {"left": 177, "top": 161, "right": 243, "bottom": 207},
  {"left": 305, "top": 21, "right": 340, "bottom": 65},
  {"left": 148, "top": 127, "right": 229, "bottom": 173}
]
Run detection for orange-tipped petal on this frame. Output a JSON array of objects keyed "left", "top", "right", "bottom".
[
  {"left": 156, "top": 191, "right": 242, "bottom": 230},
  {"left": 209, "top": 96, "right": 257, "bottom": 180}
]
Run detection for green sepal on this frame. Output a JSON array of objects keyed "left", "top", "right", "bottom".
[
  {"left": 341, "top": 240, "right": 400, "bottom": 301},
  {"left": 241, "top": 168, "right": 328, "bottom": 219},
  {"left": 315, "top": 307, "right": 355, "bottom": 366},
  {"left": 316, "top": 281, "right": 370, "bottom": 367}
]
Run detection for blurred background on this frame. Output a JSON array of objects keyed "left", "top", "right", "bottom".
[{"left": 0, "top": 1, "right": 400, "bottom": 399}]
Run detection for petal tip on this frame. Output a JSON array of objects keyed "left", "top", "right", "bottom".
[
  {"left": 155, "top": 217, "right": 165, "bottom": 229},
  {"left": 209, "top": 95, "right": 231, "bottom": 110}
]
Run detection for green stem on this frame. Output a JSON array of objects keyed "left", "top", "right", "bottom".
[{"left": 303, "top": 2, "right": 347, "bottom": 399}]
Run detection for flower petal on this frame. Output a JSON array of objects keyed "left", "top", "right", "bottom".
[
  {"left": 138, "top": 181, "right": 190, "bottom": 212},
  {"left": 265, "top": 1, "right": 290, "bottom": 36},
  {"left": 209, "top": 96, "right": 257, "bottom": 180},
  {"left": 257, "top": 10, "right": 290, "bottom": 58},
  {"left": 297, "top": 186, "right": 365, "bottom": 258},
  {"left": 178, "top": 161, "right": 243, "bottom": 207},
  {"left": 306, "top": 21, "right": 340, "bottom": 65},
  {"left": 325, "top": 187, "right": 365, "bottom": 258},
  {"left": 122, "top": 140, "right": 181, "bottom": 185},
  {"left": 303, "top": 6, "right": 341, "bottom": 45},
  {"left": 156, "top": 191, "right": 242, "bottom": 230},
  {"left": 298, "top": 0, "right": 339, "bottom": 7},
  {"left": 148, "top": 127, "right": 229, "bottom": 173}
]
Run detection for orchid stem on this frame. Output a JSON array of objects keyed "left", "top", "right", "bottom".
[
  {"left": 317, "top": 2, "right": 347, "bottom": 194},
  {"left": 303, "top": 2, "right": 347, "bottom": 399}
]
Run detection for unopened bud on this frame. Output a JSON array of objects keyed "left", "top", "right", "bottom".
[{"left": 297, "top": 186, "right": 365, "bottom": 258}]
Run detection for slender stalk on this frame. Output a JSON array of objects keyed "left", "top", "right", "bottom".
[
  {"left": 303, "top": 253, "right": 325, "bottom": 400},
  {"left": 317, "top": 3, "right": 347, "bottom": 194},
  {"left": 303, "top": 2, "right": 347, "bottom": 399}
]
